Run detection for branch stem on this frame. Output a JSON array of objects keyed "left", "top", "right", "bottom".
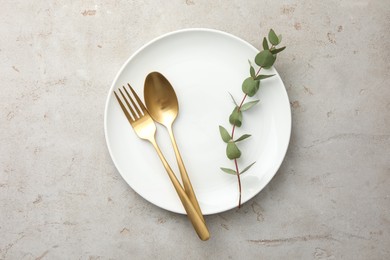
[
  {"left": 230, "top": 66, "right": 263, "bottom": 208},
  {"left": 225, "top": 38, "right": 281, "bottom": 209}
]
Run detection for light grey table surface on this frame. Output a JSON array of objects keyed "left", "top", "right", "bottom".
[{"left": 1, "top": 1, "right": 389, "bottom": 259}]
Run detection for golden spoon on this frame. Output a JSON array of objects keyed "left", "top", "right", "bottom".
[{"left": 144, "top": 71, "right": 205, "bottom": 222}]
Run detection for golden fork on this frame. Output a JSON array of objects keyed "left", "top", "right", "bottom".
[{"left": 114, "top": 84, "right": 210, "bottom": 241}]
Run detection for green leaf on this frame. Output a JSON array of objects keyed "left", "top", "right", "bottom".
[
  {"left": 228, "top": 92, "right": 238, "bottom": 106},
  {"left": 250, "top": 65, "right": 256, "bottom": 79},
  {"left": 240, "top": 162, "right": 256, "bottom": 175},
  {"left": 242, "top": 77, "right": 260, "bottom": 97},
  {"left": 268, "top": 29, "right": 279, "bottom": 45},
  {"left": 240, "top": 100, "right": 259, "bottom": 111},
  {"left": 220, "top": 167, "right": 237, "bottom": 175},
  {"left": 219, "top": 125, "right": 231, "bottom": 143},
  {"left": 270, "top": 46, "right": 286, "bottom": 54},
  {"left": 255, "top": 74, "right": 275, "bottom": 80},
  {"left": 255, "top": 50, "right": 276, "bottom": 68},
  {"left": 278, "top": 34, "right": 282, "bottom": 43},
  {"left": 229, "top": 107, "right": 242, "bottom": 127},
  {"left": 235, "top": 134, "right": 251, "bottom": 142},
  {"left": 262, "top": 37, "right": 269, "bottom": 50},
  {"left": 226, "top": 142, "right": 241, "bottom": 159}
]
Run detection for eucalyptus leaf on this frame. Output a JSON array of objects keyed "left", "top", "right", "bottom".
[
  {"left": 255, "top": 50, "right": 276, "bottom": 68},
  {"left": 262, "top": 37, "right": 269, "bottom": 50},
  {"left": 268, "top": 29, "right": 279, "bottom": 45},
  {"left": 240, "top": 100, "right": 259, "bottom": 111},
  {"left": 229, "top": 107, "right": 243, "bottom": 127},
  {"left": 226, "top": 142, "right": 241, "bottom": 159},
  {"left": 228, "top": 92, "right": 238, "bottom": 106},
  {"left": 242, "top": 77, "right": 260, "bottom": 97},
  {"left": 235, "top": 134, "right": 251, "bottom": 142},
  {"left": 220, "top": 167, "right": 237, "bottom": 175},
  {"left": 270, "top": 46, "right": 286, "bottom": 54},
  {"left": 219, "top": 125, "right": 231, "bottom": 143},
  {"left": 255, "top": 74, "right": 275, "bottom": 80},
  {"left": 250, "top": 65, "right": 256, "bottom": 79},
  {"left": 240, "top": 161, "right": 256, "bottom": 174},
  {"left": 278, "top": 34, "right": 282, "bottom": 43}
]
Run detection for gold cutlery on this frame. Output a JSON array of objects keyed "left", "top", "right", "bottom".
[
  {"left": 114, "top": 84, "right": 210, "bottom": 241},
  {"left": 144, "top": 72, "right": 205, "bottom": 223}
]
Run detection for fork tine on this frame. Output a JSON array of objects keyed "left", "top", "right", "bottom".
[
  {"left": 123, "top": 84, "right": 142, "bottom": 117},
  {"left": 118, "top": 88, "right": 137, "bottom": 120},
  {"left": 128, "top": 84, "right": 148, "bottom": 113},
  {"left": 114, "top": 91, "right": 134, "bottom": 123}
]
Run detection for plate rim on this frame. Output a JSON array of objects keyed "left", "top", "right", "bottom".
[{"left": 104, "top": 28, "right": 291, "bottom": 214}]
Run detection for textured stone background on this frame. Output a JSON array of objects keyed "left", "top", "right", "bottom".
[{"left": 1, "top": 0, "right": 389, "bottom": 259}]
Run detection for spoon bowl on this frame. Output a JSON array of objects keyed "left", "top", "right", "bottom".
[{"left": 144, "top": 72, "right": 179, "bottom": 126}]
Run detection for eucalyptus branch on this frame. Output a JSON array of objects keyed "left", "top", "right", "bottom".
[{"left": 219, "top": 29, "right": 286, "bottom": 208}]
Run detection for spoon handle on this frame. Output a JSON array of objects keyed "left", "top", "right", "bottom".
[
  {"left": 149, "top": 138, "right": 210, "bottom": 241},
  {"left": 167, "top": 127, "right": 205, "bottom": 223}
]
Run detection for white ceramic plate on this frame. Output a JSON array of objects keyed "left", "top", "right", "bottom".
[{"left": 104, "top": 28, "right": 291, "bottom": 215}]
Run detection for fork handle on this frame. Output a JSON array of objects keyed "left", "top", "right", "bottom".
[{"left": 149, "top": 138, "right": 210, "bottom": 241}]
